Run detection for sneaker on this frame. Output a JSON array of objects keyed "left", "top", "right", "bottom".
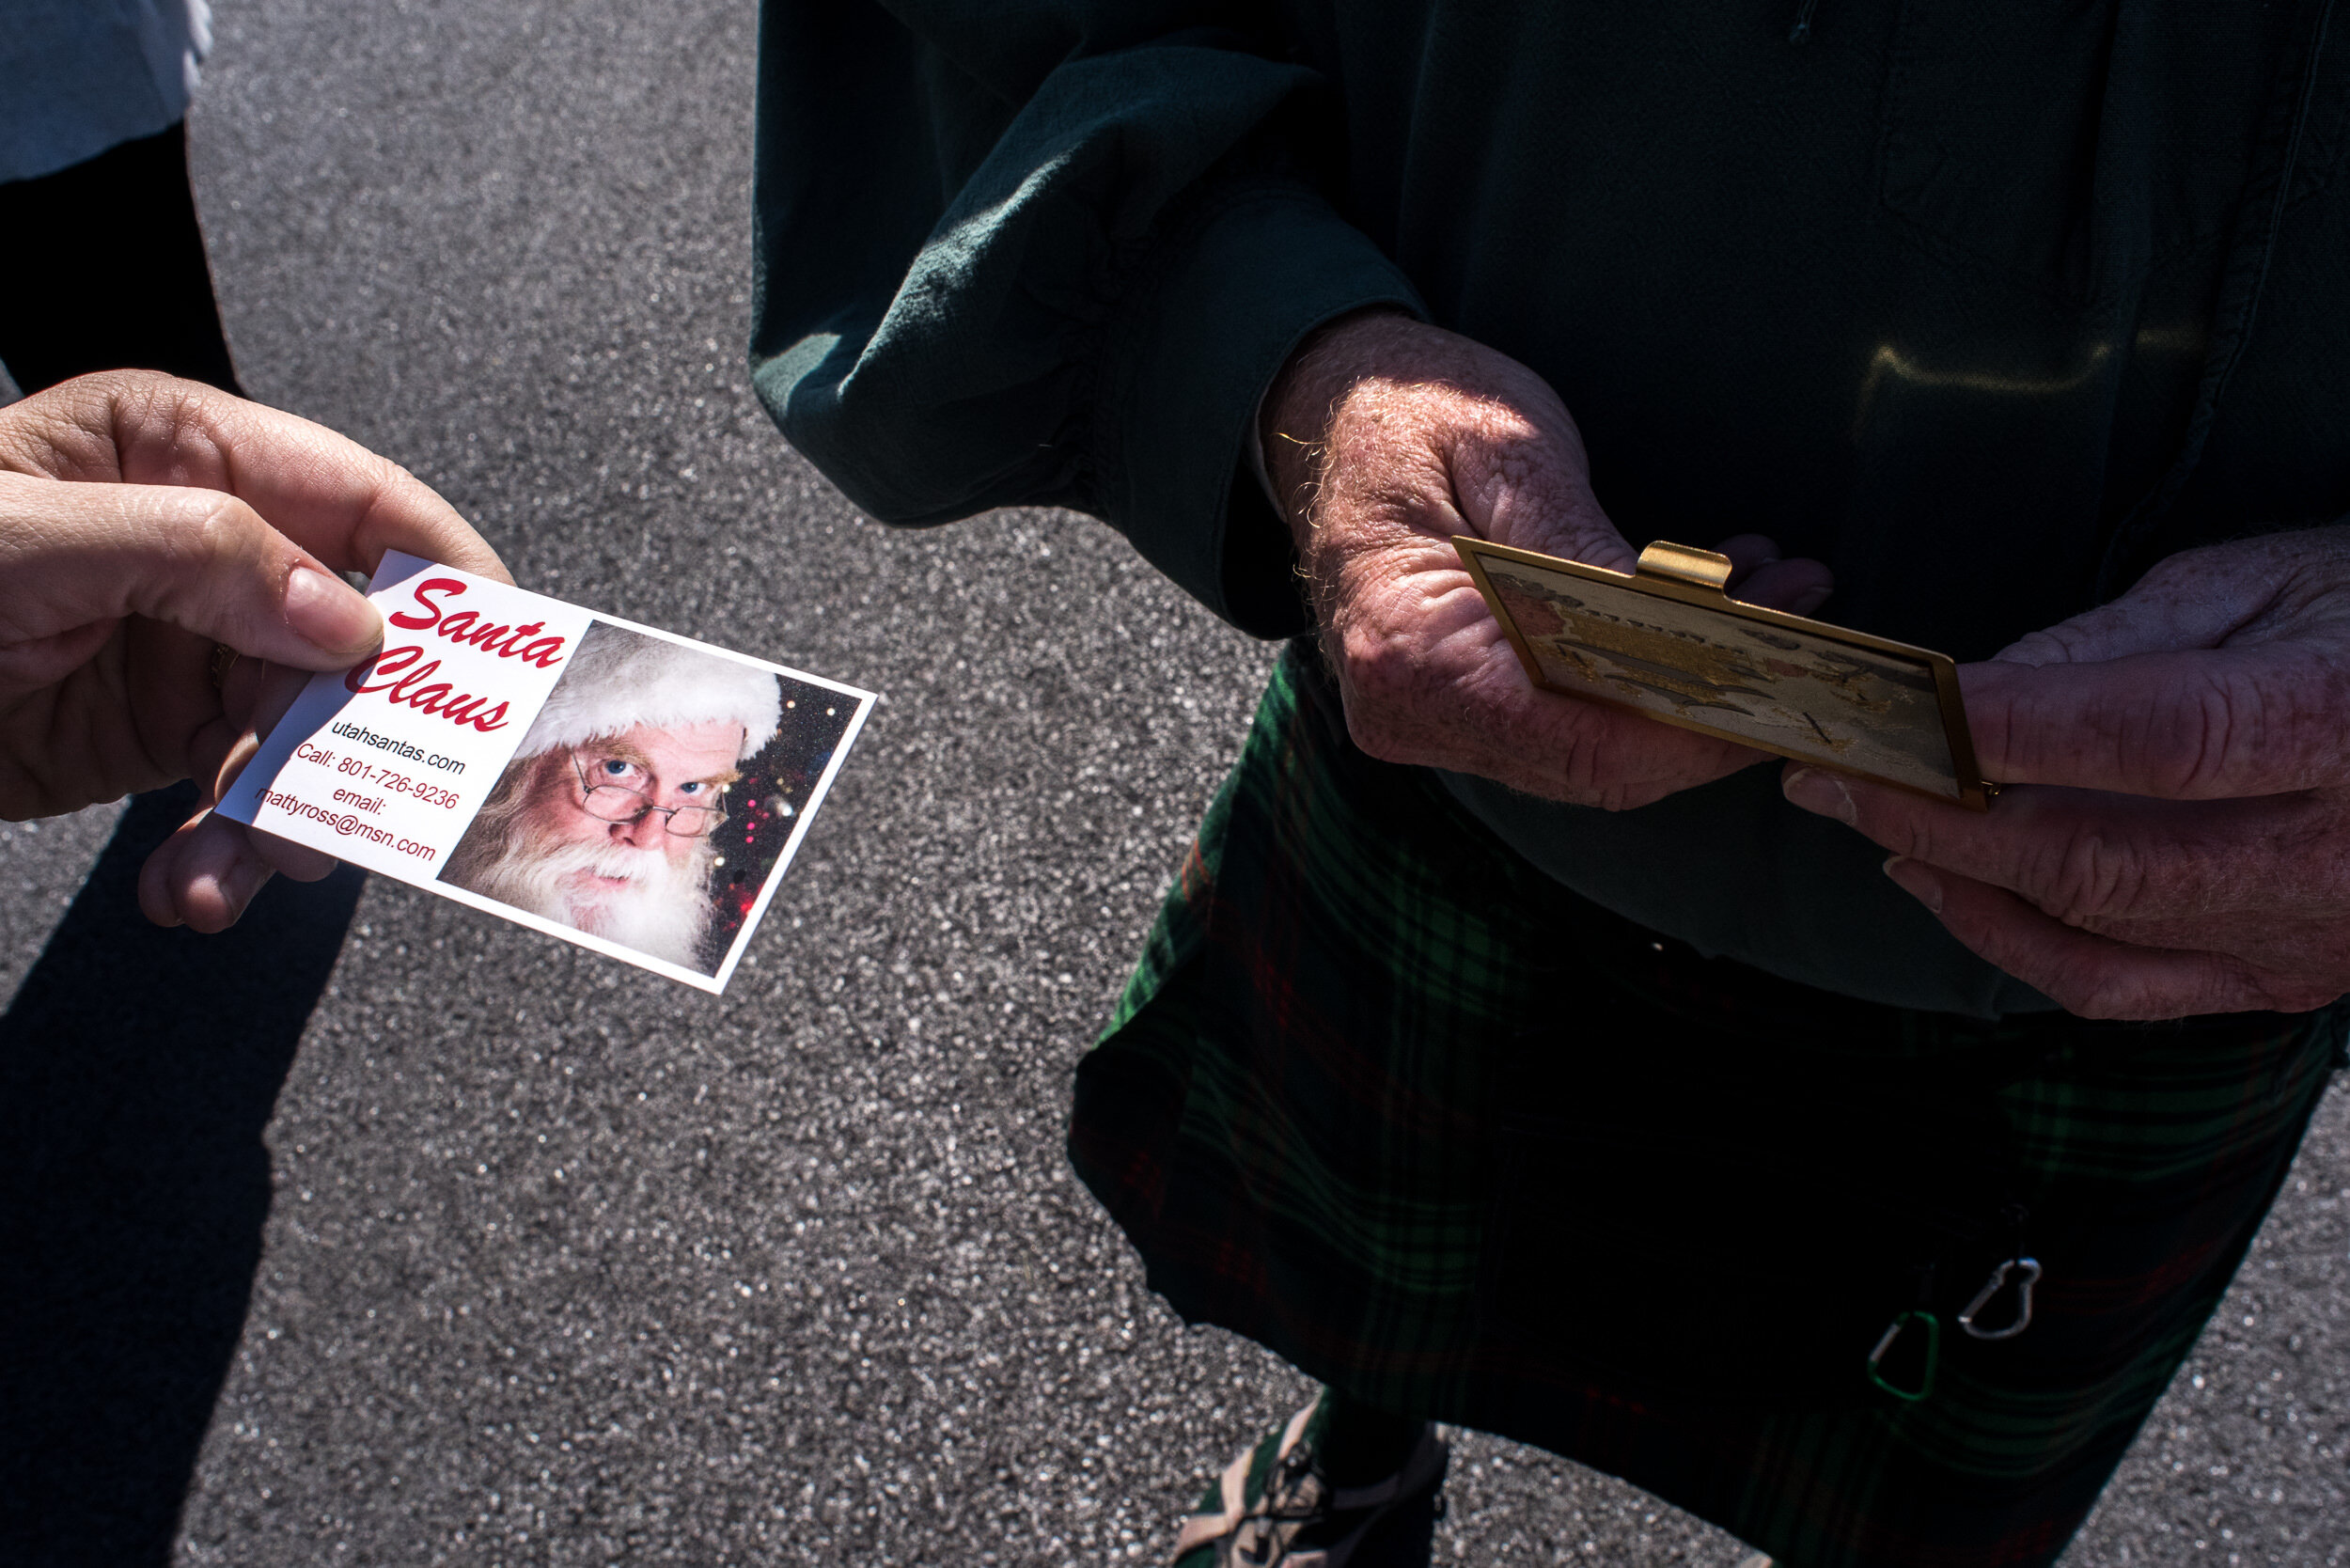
[{"left": 1170, "top": 1393, "right": 1449, "bottom": 1567}]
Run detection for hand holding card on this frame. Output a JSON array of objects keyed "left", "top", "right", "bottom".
[
  {"left": 1262, "top": 312, "right": 1838, "bottom": 813},
  {"left": 216, "top": 553, "right": 875, "bottom": 992},
  {"left": 0, "top": 370, "right": 511, "bottom": 931}
]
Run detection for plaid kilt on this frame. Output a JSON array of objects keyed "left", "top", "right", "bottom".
[{"left": 1069, "top": 639, "right": 2345, "bottom": 1568}]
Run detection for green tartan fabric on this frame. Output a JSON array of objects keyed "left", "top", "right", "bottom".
[{"left": 1069, "top": 639, "right": 2345, "bottom": 1568}]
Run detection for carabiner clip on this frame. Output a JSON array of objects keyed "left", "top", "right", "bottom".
[
  {"left": 1867, "top": 1309, "right": 1939, "bottom": 1403},
  {"left": 1957, "top": 1257, "right": 2042, "bottom": 1341}
]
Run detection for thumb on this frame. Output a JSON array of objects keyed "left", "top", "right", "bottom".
[
  {"left": 1457, "top": 438, "right": 1639, "bottom": 573},
  {"left": 1, "top": 474, "right": 384, "bottom": 668},
  {"left": 1712, "top": 532, "right": 1836, "bottom": 618}
]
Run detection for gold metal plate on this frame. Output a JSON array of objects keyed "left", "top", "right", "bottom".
[{"left": 1455, "top": 537, "right": 1993, "bottom": 810}]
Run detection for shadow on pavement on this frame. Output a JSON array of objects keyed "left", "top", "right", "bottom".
[{"left": 0, "top": 784, "right": 362, "bottom": 1566}]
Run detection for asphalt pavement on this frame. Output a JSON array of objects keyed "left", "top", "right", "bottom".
[{"left": 1, "top": 2, "right": 2344, "bottom": 1563}]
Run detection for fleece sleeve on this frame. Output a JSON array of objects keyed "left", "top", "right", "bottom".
[{"left": 748, "top": 1, "right": 1424, "bottom": 638}]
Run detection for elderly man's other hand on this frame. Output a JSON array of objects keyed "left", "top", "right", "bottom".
[
  {"left": 0, "top": 370, "right": 509, "bottom": 931},
  {"left": 1782, "top": 525, "right": 2350, "bottom": 1021},
  {"left": 1266, "top": 313, "right": 1835, "bottom": 810}
]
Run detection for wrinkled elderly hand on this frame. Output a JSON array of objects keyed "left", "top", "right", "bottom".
[
  {"left": 1266, "top": 312, "right": 1834, "bottom": 810},
  {"left": 0, "top": 370, "right": 507, "bottom": 931},
  {"left": 1782, "top": 525, "right": 2350, "bottom": 1020}
]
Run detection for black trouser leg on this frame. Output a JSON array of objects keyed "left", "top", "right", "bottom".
[{"left": 0, "top": 120, "right": 243, "bottom": 397}]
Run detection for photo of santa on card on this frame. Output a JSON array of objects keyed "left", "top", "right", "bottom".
[{"left": 443, "top": 621, "right": 858, "bottom": 978}]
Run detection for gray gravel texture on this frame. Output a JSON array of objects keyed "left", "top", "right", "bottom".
[{"left": 1, "top": 1, "right": 2343, "bottom": 1563}]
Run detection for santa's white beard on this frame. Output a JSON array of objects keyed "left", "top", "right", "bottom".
[{"left": 458, "top": 832, "right": 715, "bottom": 968}]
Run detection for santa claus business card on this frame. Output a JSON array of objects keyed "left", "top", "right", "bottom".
[{"left": 214, "top": 552, "right": 876, "bottom": 992}]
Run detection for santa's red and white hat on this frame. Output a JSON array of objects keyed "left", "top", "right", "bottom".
[{"left": 516, "top": 622, "right": 780, "bottom": 761}]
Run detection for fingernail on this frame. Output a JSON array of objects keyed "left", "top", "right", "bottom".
[
  {"left": 285, "top": 564, "right": 382, "bottom": 653},
  {"left": 186, "top": 855, "right": 271, "bottom": 933},
  {"left": 1782, "top": 766, "right": 1856, "bottom": 825},
  {"left": 1883, "top": 855, "right": 1943, "bottom": 914}
]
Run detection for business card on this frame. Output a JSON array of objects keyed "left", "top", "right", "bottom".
[{"left": 214, "top": 552, "right": 876, "bottom": 992}]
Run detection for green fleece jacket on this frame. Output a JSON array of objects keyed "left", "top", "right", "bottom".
[{"left": 749, "top": 1, "right": 2350, "bottom": 1015}]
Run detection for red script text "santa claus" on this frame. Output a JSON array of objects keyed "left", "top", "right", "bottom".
[{"left": 341, "top": 577, "right": 572, "bottom": 733}]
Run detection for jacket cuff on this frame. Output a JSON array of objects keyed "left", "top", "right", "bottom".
[{"left": 1098, "top": 185, "right": 1423, "bottom": 638}]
